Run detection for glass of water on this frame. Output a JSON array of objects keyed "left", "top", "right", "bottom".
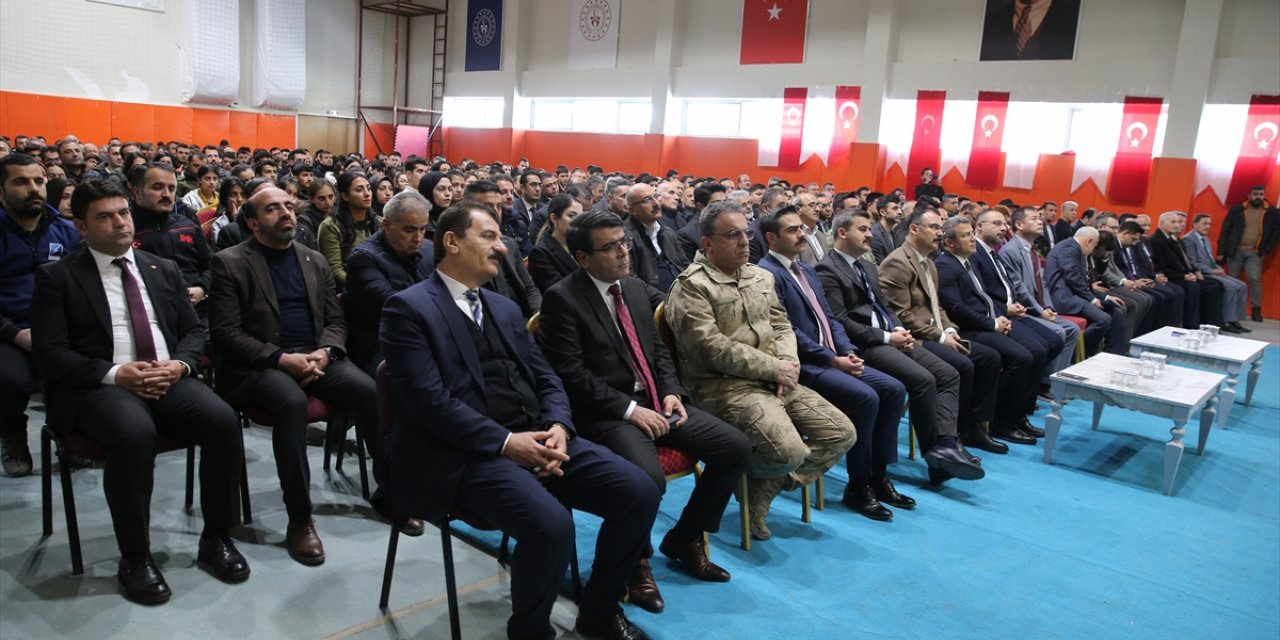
[{"left": 1199, "top": 324, "right": 1219, "bottom": 342}]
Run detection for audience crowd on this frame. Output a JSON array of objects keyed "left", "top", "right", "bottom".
[{"left": 1, "top": 132, "right": 1276, "bottom": 640}]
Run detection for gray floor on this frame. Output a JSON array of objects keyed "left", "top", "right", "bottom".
[{"left": 1, "top": 315, "right": 1276, "bottom": 639}]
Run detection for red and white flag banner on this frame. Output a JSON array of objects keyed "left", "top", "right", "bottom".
[
  {"left": 967, "top": 91, "right": 1009, "bottom": 188},
  {"left": 740, "top": 0, "right": 809, "bottom": 65},
  {"left": 1107, "top": 96, "right": 1163, "bottom": 204},
  {"left": 906, "top": 90, "right": 946, "bottom": 185},
  {"left": 1226, "top": 94, "right": 1280, "bottom": 205},
  {"left": 828, "top": 85, "right": 861, "bottom": 165}
]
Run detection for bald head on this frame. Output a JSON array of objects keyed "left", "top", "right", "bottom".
[{"left": 627, "top": 182, "right": 659, "bottom": 226}]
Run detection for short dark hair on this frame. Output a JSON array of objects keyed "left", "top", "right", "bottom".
[
  {"left": 1119, "top": 221, "right": 1144, "bottom": 235},
  {"left": 405, "top": 158, "right": 429, "bottom": 173},
  {"left": 566, "top": 209, "right": 625, "bottom": 257},
  {"left": 433, "top": 202, "right": 489, "bottom": 264},
  {"left": 1010, "top": 206, "right": 1036, "bottom": 227},
  {"left": 463, "top": 179, "right": 500, "bottom": 200},
  {"left": 128, "top": 162, "right": 175, "bottom": 189},
  {"left": 757, "top": 205, "right": 798, "bottom": 242},
  {"left": 1192, "top": 213, "right": 1212, "bottom": 224},
  {"left": 693, "top": 183, "right": 727, "bottom": 208},
  {"left": 1096, "top": 230, "right": 1116, "bottom": 251},
  {"left": 0, "top": 152, "right": 41, "bottom": 183},
  {"left": 831, "top": 209, "right": 868, "bottom": 236},
  {"left": 70, "top": 179, "right": 130, "bottom": 221}
]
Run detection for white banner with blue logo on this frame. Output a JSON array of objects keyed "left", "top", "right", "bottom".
[{"left": 569, "top": 0, "right": 619, "bottom": 69}]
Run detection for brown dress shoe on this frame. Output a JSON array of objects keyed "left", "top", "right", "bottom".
[
  {"left": 658, "top": 532, "right": 730, "bottom": 582},
  {"left": 624, "top": 558, "right": 664, "bottom": 613},
  {"left": 286, "top": 518, "right": 326, "bottom": 566}
]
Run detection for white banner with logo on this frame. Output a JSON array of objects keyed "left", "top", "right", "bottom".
[
  {"left": 252, "top": 0, "right": 306, "bottom": 109},
  {"left": 569, "top": 0, "right": 619, "bottom": 69},
  {"left": 180, "top": 0, "right": 240, "bottom": 105}
]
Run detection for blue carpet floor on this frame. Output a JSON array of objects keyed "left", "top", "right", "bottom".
[{"left": 455, "top": 347, "right": 1280, "bottom": 640}]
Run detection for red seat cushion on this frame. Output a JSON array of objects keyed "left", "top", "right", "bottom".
[
  {"left": 658, "top": 446, "right": 697, "bottom": 478},
  {"left": 1060, "top": 315, "right": 1088, "bottom": 332},
  {"left": 243, "top": 396, "right": 335, "bottom": 426}
]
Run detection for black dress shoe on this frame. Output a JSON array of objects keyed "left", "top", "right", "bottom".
[
  {"left": 842, "top": 483, "right": 893, "bottom": 521},
  {"left": 1, "top": 436, "right": 32, "bottom": 478},
  {"left": 1220, "top": 324, "right": 1243, "bottom": 334},
  {"left": 961, "top": 429, "right": 1008, "bottom": 454},
  {"left": 198, "top": 532, "right": 251, "bottom": 582},
  {"left": 118, "top": 554, "right": 172, "bottom": 605},
  {"left": 400, "top": 518, "right": 425, "bottom": 537},
  {"left": 576, "top": 610, "right": 651, "bottom": 640},
  {"left": 991, "top": 424, "right": 1036, "bottom": 445},
  {"left": 1017, "top": 417, "right": 1046, "bottom": 438},
  {"left": 1253, "top": 307, "right": 1263, "bottom": 323},
  {"left": 1232, "top": 322, "right": 1252, "bottom": 334},
  {"left": 872, "top": 477, "right": 916, "bottom": 509},
  {"left": 927, "top": 467, "right": 953, "bottom": 486},
  {"left": 658, "top": 532, "right": 730, "bottom": 582},
  {"left": 624, "top": 558, "right": 664, "bottom": 613},
  {"left": 924, "top": 442, "right": 986, "bottom": 481}
]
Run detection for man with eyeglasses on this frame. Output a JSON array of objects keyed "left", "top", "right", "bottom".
[
  {"left": 625, "top": 183, "right": 689, "bottom": 293},
  {"left": 790, "top": 192, "right": 830, "bottom": 266},
  {"left": 665, "top": 200, "right": 855, "bottom": 541}
]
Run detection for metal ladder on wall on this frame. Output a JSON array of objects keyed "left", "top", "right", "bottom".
[{"left": 427, "top": 4, "right": 447, "bottom": 160}]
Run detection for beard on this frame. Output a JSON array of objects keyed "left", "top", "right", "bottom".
[{"left": 4, "top": 196, "right": 45, "bottom": 220}]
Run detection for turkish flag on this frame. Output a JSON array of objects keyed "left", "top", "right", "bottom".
[
  {"left": 740, "top": 0, "right": 809, "bottom": 65},
  {"left": 1226, "top": 94, "right": 1280, "bottom": 205},
  {"left": 827, "top": 85, "right": 861, "bottom": 165},
  {"left": 967, "top": 91, "right": 1009, "bottom": 188},
  {"left": 779, "top": 87, "right": 807, "bottom": 169},
  {"left": 1107, "top": 96, "right": 1163, "bottom": 203},
  {"left": 906, "top": 90, "right": 946, "bottom": 185}
]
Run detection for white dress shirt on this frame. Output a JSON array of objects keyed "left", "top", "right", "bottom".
[
  {"left": 834, "top": 247, "right": 894, "bottom": 344},
  {"left": 89, "top": 247, "right": 172, "bottom": 385},
  {"left": 768, "top": 250, "right": 831, "bottom": 348}
]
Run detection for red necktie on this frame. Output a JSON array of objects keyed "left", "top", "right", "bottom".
[
  {"left": 609, "top": 284, "right": 661, "bottom": 411},
  {"left": 1030, "top": 248, "right": 1045, "bottom": 305},
  {"left": 113, "top": 257, "right": 158, "bottom": 362},
  {"left": 792, "top": 262, "right": 836, "bottom": 351}
]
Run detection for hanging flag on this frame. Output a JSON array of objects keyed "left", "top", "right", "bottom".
[
  {"left": 1107, "top": 96, "right": 1163, "bottom": 203},
  {"left": 569, "top": 0, "right": 620, "bottom": 69},
  {"left": 740, "top": 0, "right": 809, "bottom": 65},
  {"left": 967, "top": 91, "right": 1009, "bottom": 188},
  {"left": 906, "top": 90, "right": 946, "bottom": 186},
  {"left": 828, "top": 85, "right": 861, "bottom": 165},
  {"left": 1226, "top": 94, "right": 1280, "bottom": 204},
  {"left": 465, "top": 0, "right": 503, "bottom": 72},
  {"left": 779, "top": 87, "right": 808, "bottom": 169}
]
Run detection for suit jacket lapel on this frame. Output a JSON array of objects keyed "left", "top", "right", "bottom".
[
  {"left": 134, "top": 252, "right": 176, "bottom": 346},
  {"left": 242, "top": 241, "right": 279, "bottom": 317},
  {"left": 68, "top": 249, "right": 111, "bottom": 335},
  {"left": 621, "top": 279, "right": 659, "bottom": 368},
  {"left": 428, "top": 275, "right": 484, "bottom": 390},
  {"left": 575, "top": 270, "right": 629, "bottom": 362}
]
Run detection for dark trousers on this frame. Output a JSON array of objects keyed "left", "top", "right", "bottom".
[
  {"left": 579, "top": 404, "right": 749, "bottom": 542},
  {"left": 454, "top": 437, "right": 659, "bottom": 640},
  {"left": 1170, "top": 278, "right": 1224, "bottom": 328},
  {"left": 965, "top": 329, "right": 1043, "bottom": 426},
  {"left": 229, "top": 359, "right": 382, "bottom": 520},
  {"left": 0, "top": 341, "right": 35, "bottom": 439},
  {"left": 860, "top": 343, "right": 962, "bottom": 453},
  {"left": 921, "top": 339, "right": 1000, "bottom": 435},
  {"left": 803, "top": 365, "right": 907, "bottom": 478},
  {"left": 1139, "top": 282, "right": 1185, "bottom": 330},
  {"left": 1073, "top": 302, "right": 1127, "bottom": 356},
  {"left": 74, "top": 378, "right": 244, "bottom": 556}
]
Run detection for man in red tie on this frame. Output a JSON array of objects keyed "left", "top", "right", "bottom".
[
  {"left": 31, "top": 180, "right": 247, "bottom": 604},
  {"left": 539, "top": 209, "right": 750, "bottom": 614}
]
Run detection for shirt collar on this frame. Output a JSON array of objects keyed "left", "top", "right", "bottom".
[
  {"left": 833, "top": 247, "right": 860, "bottom": 268},
  {"left": 88, "top": 246, "right": 137, "bottom": 273},
  {"left": 437, "top": 270, "right": 474, "bottom": 302},
  {"left": 768, "top": 250, "right": 796, "bottom": 271},
  {"left": 586, "top": 271, "right": 618, "bottom": 299}
]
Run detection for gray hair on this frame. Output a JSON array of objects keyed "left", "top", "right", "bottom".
[
  {"left": 699, "top": 199, "right": 747, "bottom": 238},
  {"left": 1158, "top": 211, "right": 1182, "bottom": 225},
  {"left": 382, "top": 190, "right": 431, "bottom": 222},
  {"left": 1074, "top": 225, "right": 1099, "bottom": 242},
  {"left": 942, "top": 215, "right": 971, "bottom": 243}
]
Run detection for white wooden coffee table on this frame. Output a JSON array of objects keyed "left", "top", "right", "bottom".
[
  {"left": 1130, "top": 326, "right": 1266, "bottom": 429},
  {"left": 1043, "top": 353, "right": 1225, "bottom": 496}
]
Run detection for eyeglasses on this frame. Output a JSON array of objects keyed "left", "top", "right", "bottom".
[
  {"left": 629, "top": 195, "right": 656, "bottom": 206},
  {"left": 591, "top": 237, "right": 634, "bottom": 254},
  {"left": 709, "top": 228, "right": 755, "bottom": 242}
]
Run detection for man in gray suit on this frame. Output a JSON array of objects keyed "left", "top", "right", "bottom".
[
  {"left": 792, "top": 191, "right": 830, "bottom": 265},
  {"left": 995, "top": 207, "right": 1081, "bottom": 376},
  {"left": 1044, "top": 227, "right": 1127, "bottom": 356},
  {"left": 1182, "top": 213, "right": 1250, "bottom": 333}
]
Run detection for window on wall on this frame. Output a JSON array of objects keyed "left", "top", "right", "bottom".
[
  {"left": 680, "top": 99, "right": 779, "bottom": 138},
  {"left": 443, "top": 97, "right": 504, "bottom": 128},
  {"left": 529, "top": 99, "right": 651, "bottom": 134}
]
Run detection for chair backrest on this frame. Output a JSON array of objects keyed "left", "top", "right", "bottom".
[
  {"left": 652, "top": 301, "right": 681, "bottom": 381},
  {"left": 526, "top": 311, "right": 541, "bottom": 337}
]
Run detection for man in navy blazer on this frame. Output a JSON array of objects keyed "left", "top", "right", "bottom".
[
  {"left": 934, "top": 216, "right": 1046, "bottom": 445},
  {"left": 1045, "top": 226, "right": 1128, "bottom": 356},
  {"left": 758, "top": 207, "right": 912, "bottom": 521},
  {"left": 378, "top": 202, "right": 659, "bottom": 640}
]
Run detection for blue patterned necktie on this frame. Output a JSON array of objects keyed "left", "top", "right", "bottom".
[{"left": 465, "top": 289, "right": 483, "bottom": 330}]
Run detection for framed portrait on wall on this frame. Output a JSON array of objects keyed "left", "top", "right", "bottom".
[{"left": 980, "top": 0, "right": 1081, "bottom": 61}]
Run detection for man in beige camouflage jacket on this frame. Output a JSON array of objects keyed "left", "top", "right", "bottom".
[{"left": 665, "top": 200, "right": 855, "bottom": 542}]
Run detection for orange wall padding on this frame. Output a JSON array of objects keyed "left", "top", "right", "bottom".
[
  {"left": 0, "top": 91, "right": 295, "bottom": 150},
  {"left": 363, "top": 122, "right": 395, "bottom": 158},
  {"left": 442, "top": 126, "right": 1280, "bottom": 318}
]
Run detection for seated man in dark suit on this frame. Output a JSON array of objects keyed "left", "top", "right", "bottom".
[
  {"left": 379, "top": 203, "right": 660, "bottom": 640},
  {"left": 540, "top": 209, "right": 749, "bottom": 613},
  {"left": 817, "top": 210, "right": 984, "bottom": 485},
  {"left": 32, "top": 180, "right": 247, "bottom": 604},
  {"left": 934, "top": 216, "right": 1048, "bottom": 446},
  {"left": 869, "top": 195, "right": 902, "bottom": 264},
  {"left": 210, "top": 186, "right": 385, "bottom": 566},
  {"left": 344, "top": 190, "right": 436, "bottom": 377},
  {"left": 1113, "top": 219, "right": 1184, "bottom": 330},
  {"left": 463, "top": 180, "right": 542, "bottom": 317},
  {"left": 676, "top": 183, "right": 727, "bottom": 262},
  {"left": 1045, "top": 226, "right": 1128, "bottom": 356},
  {"left": 757, "top": 207, "right": 914, "bottom": 520},
  {"left": 625, "top": 183, "right": 689, "bottom": 294},
  {"left": 1149, "top": 210, "right": 1225, "bottom": 329}
]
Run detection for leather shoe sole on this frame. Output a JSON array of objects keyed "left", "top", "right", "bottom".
[{"left": 925, "top": 451, "right": 986, "bottom": 482}]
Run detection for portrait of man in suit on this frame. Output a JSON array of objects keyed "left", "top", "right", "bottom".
[{"left": 980, "top": 0, "right": 1082, "bottom": 62}]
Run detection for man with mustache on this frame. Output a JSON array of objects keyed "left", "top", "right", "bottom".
[
  {"left": 209, "top": 186, "right": 385, "bottom": 566},
  {"left": 1219, "top": 186, "right": 1279, "bottom": 322},
  {"left": 0, "top": 153, "right": 80, "bottom": 477},
  {"left": 129, "top": 163, "right": 212, "bottom": 321}
]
